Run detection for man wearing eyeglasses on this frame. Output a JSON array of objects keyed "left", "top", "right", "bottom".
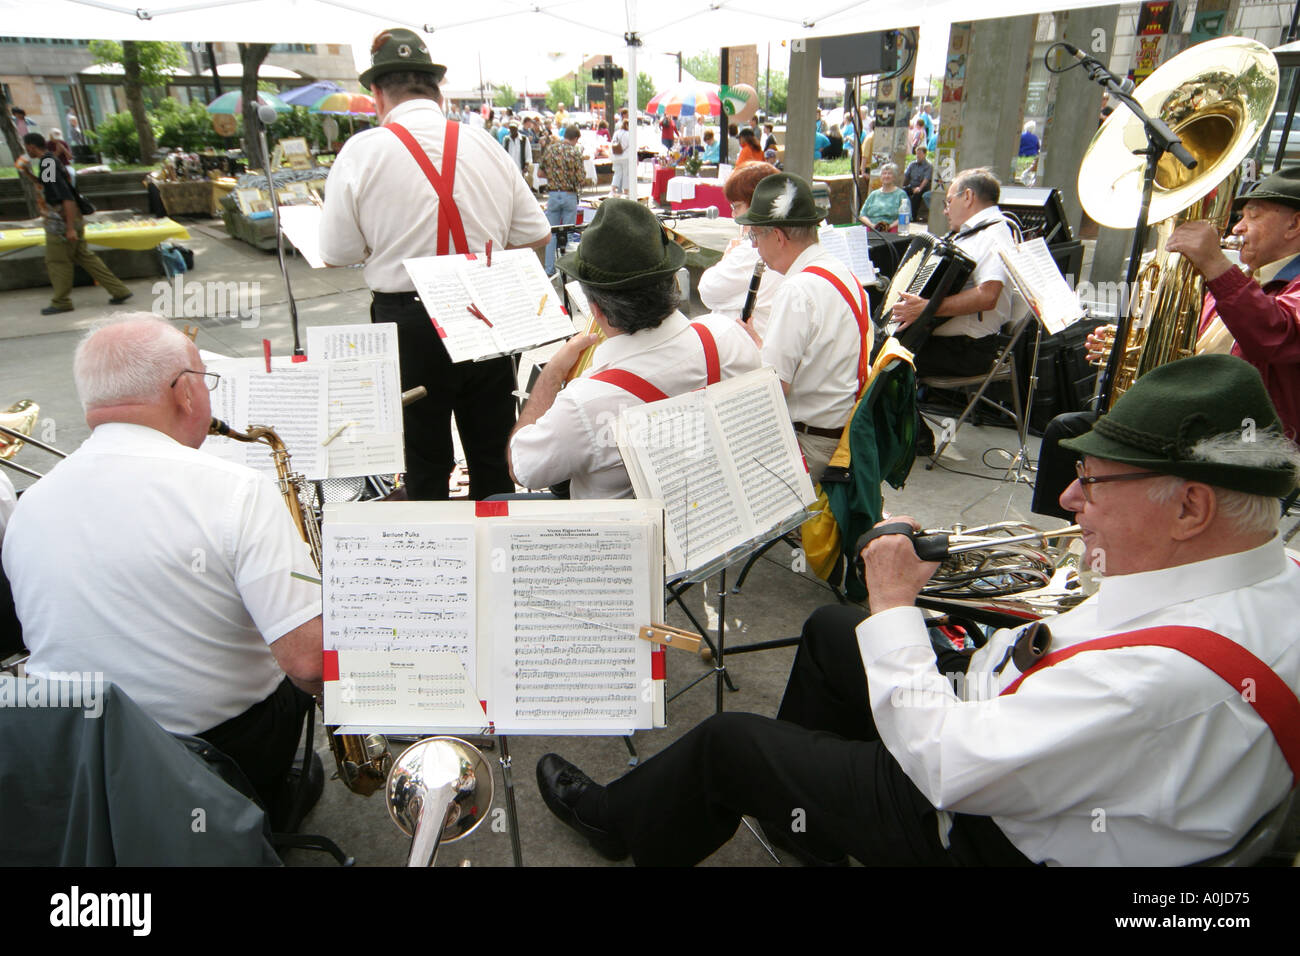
[
  {"left": 537, "top": 354, "right": 1300, "bottom": 866},
  {"left": 3, "top": 315, "right": 323, "bottom": 827},
  {"left": 891, "top": 167, "right": 1015, "bottom": 381}
]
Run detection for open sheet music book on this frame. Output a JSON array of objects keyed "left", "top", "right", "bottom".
[
  {"left": 616, "top": 367, "right": 817, "bottom": 578},
  {"left": 322, "top": 499, "right": 667, "bottom": 736},
  {"left": 818, "top": 223, "right": 878, "bottom": 283},
  {"left": 998, "top": 238, "right": 1086, "bottom": 335},
  {"left": 201, "top": 323, "right": 404, "bottom": 480},
  {"left": 403, "top": 248, "right": 576, "bottom": 363}
]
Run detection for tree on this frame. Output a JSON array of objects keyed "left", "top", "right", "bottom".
[
  {"left": 0, "top": 84, "right": 39, "bottom": 216},
  {"left": 493, "top": 84, "right": 516, "bottom": 108},
  {"left": 613, "top": 72, "right": 656, "bottom": 112},
  {"left": 765, "top": 70, "right": 789, "bottom": 116},
  {"left": 682, "top": 51, "right": 719, "bottom": 83},
  {"left": 546, "top": 77, "right": 573, "bottom": 113},
  {"left": 89, "top": 39, "right": 184, "bottom": 163},
  {"left": 238, "top": 43, "right": 272, "bottom": 170}
]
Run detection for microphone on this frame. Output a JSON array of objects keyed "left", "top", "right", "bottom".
[
  {"left": 667, "top": 206, "right": 720, "bottom": 220},
  {"left": 1054, "top": 43, "right": 1134, "bottom": 93}
]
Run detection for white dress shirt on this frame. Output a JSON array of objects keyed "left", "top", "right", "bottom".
[
  {"left": 858, "top": 536, "right": 1300, "bottom": 866},
  {"left": 511, "top": 312, "right": 760, "bottom": 498},
  {"left": 0, "top": 469, "right": 15, "bottom": 547},
  {"left": 933, "top": 204, "right": 1015, "bottom": 339},
  {"left": 761, "top": 243, "right": 871, "bottom": 430},
  {"left": 319, "top": 99, "right": 549, "bottom": 292},
  {"left": 4, "top": 423, "right": 321, "bottom": 735},
  {"left": 697, "top": 240, "right": 785, "bottom": 337}
]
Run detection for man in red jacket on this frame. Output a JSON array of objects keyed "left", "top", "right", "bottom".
[{"left": 1167, "top": 167, "right": 1300, "bottom": 438}]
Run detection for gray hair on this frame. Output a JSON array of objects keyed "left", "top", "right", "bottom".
[
  {"left": 73, "top": 313, "right": 193, "bottom": 412},
  {"left": 583, "top": 274, "right": 680, "bottom": 335},
  {"left": 754, "top": 224, "right": 818, "bottom": 245},
  {"left": 1145, "top": 429, "right": 1300, "bottom": 535},
  {"left": 951, "top": 167, "right": 1000, "bottom": 205},
  {"left": 1022, "top": 120, "right": 1036, "bottom": 134},
  {"left": 880, "top": 162, "right": 900, "bottom": 178}
]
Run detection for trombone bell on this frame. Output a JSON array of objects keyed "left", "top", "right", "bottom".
[{"left": 386, "top": 737, "right": 494, "bottom": 867}]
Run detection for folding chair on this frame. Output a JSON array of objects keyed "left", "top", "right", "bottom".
[{"left": 920, "top": 312, "right": 1032, "bottom": 465}]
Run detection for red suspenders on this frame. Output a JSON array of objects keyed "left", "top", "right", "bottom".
[
  {"left": 802, "top": 265, "right": 871, "bottom": 395},
  {"left": 589, "top": 323, "right": 721, "bottom": 402},
  {"left": 1000, "top": 624, "right": 1300, "bottom": 785},
  {"left": 386, "top": 121, "right": 469, "bottom": 256}
]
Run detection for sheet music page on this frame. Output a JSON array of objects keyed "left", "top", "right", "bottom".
[
  {"left": 275, "top": 204, "right": 327, "bottom": 268},
  {"left": 709, "top": 368, "right": 815, "bottom": 532},
  {"left": 618, "top": 392, "right": 750, "bottom": 575},
  {"left": 306, "top": 322, "right": 399, "bottom": 361},
  {"left": 322, "top": 522, "right": 478, "bottom": 685},
  {"left": 322, "top": 650, "right": 485, "bottom": 730},
  {"left": 200, "top": 359, "right": 328, "bottom": 478},
  {"left": 403, "top": 256, "right": 503, "bottom": 363},
  {"left": 841, "top": 225, "right": 879, "bottom": 282},
  {"left": 1000, "top": 239, "right": 1084, "bottom": 335},
  {"left": 461, "top": 250, "right": 575, "bottom": 354},
  {"left": 322, "top": 359, "right": 405, "bottom": 477},
  {"left": 488, "top": 521, "right": 653, "bottom": 734},
  {"left": 818, "top": 226, "right": 851, "bottom": 270}
]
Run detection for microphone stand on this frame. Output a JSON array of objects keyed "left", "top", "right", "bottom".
[
  {"left": 1060, "top": 47, "right": 1198, "bottom": 410},
  {"left": 256, "top": 104, "right": 305, "bottom": 360}
]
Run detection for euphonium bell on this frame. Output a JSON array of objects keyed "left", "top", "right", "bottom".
[{"left": 386, "top": 736, "right": 494, "bottom": 867}]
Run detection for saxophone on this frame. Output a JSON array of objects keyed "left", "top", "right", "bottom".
[{"left": 209, "top": 417, "right": 392, "bottom": 796}]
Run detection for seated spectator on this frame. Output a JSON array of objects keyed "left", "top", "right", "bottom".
[{"left": 858, "top": 163, "right": 907, "bottom": 231}]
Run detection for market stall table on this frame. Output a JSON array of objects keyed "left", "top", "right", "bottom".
[
  {"left": 0, "top": 217, "right": 191, "bottom": 252},
  {"left": 666, "top": 176, "right": 729, "bottom": 214}
]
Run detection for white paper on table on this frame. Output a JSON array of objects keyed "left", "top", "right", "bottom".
[
  {"left": 275, "top": 204, "right": 327, "bottom": 268},
  {"left": 324, "top": 650, "right": 485, "bottom": 730},
  {"left": 487, "top": 520, "right": 653, "bottom": 734},
  {"left": 306, "top": 323, "right": 399, "bottom": 361}
]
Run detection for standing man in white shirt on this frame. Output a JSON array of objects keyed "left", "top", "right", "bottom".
[
  {"left": 320, "top": 28, "right": 550, "bottom": 500},
  {"left": 536, "top": 354, "right": 1300, "bottom": 866},
  {"left": 737, "top": 173, "right": 873, "bottom": 483},
  {"left": 3, "top": 315, "right": 324, "bottom": 824},
  {"left": 891, "top": 167, "right": 1016, "bottom": 378},
  {"left": 508, "top": 199, "right": 760, "bottom": 498}
]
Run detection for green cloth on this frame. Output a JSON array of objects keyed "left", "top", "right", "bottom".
[
  {"left": 824, "top": 357, "right": 918, "bottom": 601},
  {"left": 859, "top": 188, "right": 906, "bottom": 225},
  {"left": 44, "top": 216, "right": 131, "bottom": 309}
]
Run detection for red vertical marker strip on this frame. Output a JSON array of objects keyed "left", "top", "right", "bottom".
[
  {"left": 651, "top": 647, "right": 666, "bottom": 680},
  {"left": 486, "top": 240, "right": 493, "bottom": 267},
  {"left": 291, "top": 353, "right": 308, "bottom": 363},
  {"left": 322, "top": 650, "right": 340, "bottom": 682},
  {"left": 476, "top": 501, "right": 509, "bottom": 517},
  {"left": 262, "top": 339, "right": 272, "bottom": 373}
]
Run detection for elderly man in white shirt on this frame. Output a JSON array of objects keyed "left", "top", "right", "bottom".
[
  {"left": 3, "top": 315, "right": 323, "bottom": 823},
  {"left": 509, "top": 199, "right": 760, "bottom": 498},
  {"left": 736, "top": 173, "right": 873, "bottom": 484},
  {"left": 535, "top": 353, "right": 1300, "bottom": 866},
  {"left": 892, "top": 167, "right": 1017, "bottom": 378},
  {"left": 320, "top": 28, "right": 549, "bottom": 501}
]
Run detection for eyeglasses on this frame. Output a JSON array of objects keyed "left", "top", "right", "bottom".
[
  {"left": 170, "top": 369, "right": 221, "bottom": 391},
  {"left": 942, "top": 188, "right": 969, "bottom": 210},
  {"left": 1074, "top": 461, "right": 1165, "bottom": 502}
]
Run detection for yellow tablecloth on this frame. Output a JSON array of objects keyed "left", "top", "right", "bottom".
[{"left": 0, "top": 218, "right": 191, "bottom": 252}]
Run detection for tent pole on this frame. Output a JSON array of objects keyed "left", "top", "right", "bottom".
[{"left": 627, "top": 4, "right": 640, "bottom": 202}]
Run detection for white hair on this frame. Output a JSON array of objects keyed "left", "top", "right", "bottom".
[
  {"left": 73, "top": 313, "right": 194, "bottom": 412},
  {"left": 1145, "top": 429, "right": 1300, "bottom": 535},
  {"left": 1022, "top": 120, "right": 1036, "bottom": 134}
]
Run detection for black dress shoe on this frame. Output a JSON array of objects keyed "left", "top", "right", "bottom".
[
  {"left": 41, "top": 305, "right": 74, "bottom": 315},
  {"left": 536, "top": 753, "right": 628, "bottom": 861},
  {"left": 109, "top": 292, "right": 134, "bottom": 305}
]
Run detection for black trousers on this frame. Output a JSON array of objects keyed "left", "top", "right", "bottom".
[
  {"left": 914, "top": 333, "right": 1002, "bottom": 379},
  {"left": 1030, "top": 410, "right": 1097, "bottom": 521},
  {"left": 198, "top": 677, "right": 312, "bottom": 824},
  {"left": 603, "top": 605, "right": 1034, "bottom": 866},
  {"left": 372, "top": 292, "right": 517, "bottom": 501}
]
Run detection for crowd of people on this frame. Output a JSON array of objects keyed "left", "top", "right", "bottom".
[{"left": 3, "top": 25, "right": 1299, "bottom": 871}]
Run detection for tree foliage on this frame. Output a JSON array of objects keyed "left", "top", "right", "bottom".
[
  {"left": 493, "top": 84, "right": 516, "bottom": 108},
  {"left": 682, "top": 51, "right": 719, "bottom": 84},
  {"left": 88, "top": 39, "right": 186, "bottom": 90}
]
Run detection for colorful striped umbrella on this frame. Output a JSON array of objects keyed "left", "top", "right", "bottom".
[
  {"left": 646, "top": 82, "right": 723, "bottom": 118},
  {"left": 310, "top": 92, "right": 377, "bottom": 116},
  {"left": 205, "top": 90, "right": 292, "bottom": 115}
]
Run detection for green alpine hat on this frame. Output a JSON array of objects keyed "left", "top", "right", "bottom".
[
  {"left": 1232, "top": 166, "right": 1300, "bottom": 211},
  {"left": 734, "top": 173, "right": 822, "bottom": 227},
  {"left": 1061, "top": 354, "right": 1297, "bottom": 497},
  {"left": 359, "top": 28, "right": 446, "bottom": 91},
  {"left": 556, "top": 199, "right": 685, "bottom": 291}
]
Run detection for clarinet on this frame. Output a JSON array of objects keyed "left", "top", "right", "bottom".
[{"left": 740, "top": 261, "right": 765, "bottom": 323}]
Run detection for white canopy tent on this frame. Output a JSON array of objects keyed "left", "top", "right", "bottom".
[{"left": 0, "top": 0, "right": 1112, "bottom": 194}]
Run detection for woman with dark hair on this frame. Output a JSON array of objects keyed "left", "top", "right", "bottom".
[
  {"left": 822, "top": 124, "right": 844, "bottom": 160},
  {"left": 696, "top": 162, "right": 785, "bottom": 335},
  {"left": 735, "top": 128, "right": 764, "bottom": 168}
]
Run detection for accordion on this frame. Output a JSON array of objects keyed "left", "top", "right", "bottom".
[{"left": 875, "top": 233, "right": 976, "bottom": 353}]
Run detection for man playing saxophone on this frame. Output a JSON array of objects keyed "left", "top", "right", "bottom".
[{"left": 2, "top": 315, "right": 323, "bottom": 825}]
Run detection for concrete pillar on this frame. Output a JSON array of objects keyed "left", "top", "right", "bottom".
[
  {"left": 785, "top": 37, "right": 821, "bottom": 183},
  {"left": 1039, "top": 5, "right": 1122, "bottom": 234}
]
